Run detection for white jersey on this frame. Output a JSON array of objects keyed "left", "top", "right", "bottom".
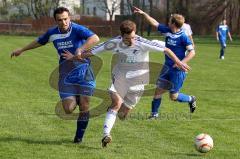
[
  {"left": 182, "top": 23, "right": 193, "bottom": 36},
  {"left": 90, "top": 35, "right": 166, "bottom": 107},
  {"left": 90, "top": 35, "right": 165, "bottom": 64}
]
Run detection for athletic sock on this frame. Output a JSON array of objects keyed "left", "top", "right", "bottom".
[
  {"left": 103, "top": 109, "right": 117, "bottom": 137},
  {"left": 177, "top": 93, "right": 191, "bottom": 103},
  {"left": 75, "top": 111, "right": 89, "bottom": 139},
  {"left": 151, "top": 98, "right": 161, "bottom": 115}
]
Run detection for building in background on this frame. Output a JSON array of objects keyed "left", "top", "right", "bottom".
[
  {"left": 81, "top": 0, "right": 120, "bottom": 21},
  {"left": 59, "top": 0, "right": 81, "bottom": 15}
]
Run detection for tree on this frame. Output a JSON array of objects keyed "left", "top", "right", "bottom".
[
  {"left": 98, "top": 0, "right": 121, "bottom": 22},
  {"left": 30, "top": 0, "right": 60, "bottom": 19}
]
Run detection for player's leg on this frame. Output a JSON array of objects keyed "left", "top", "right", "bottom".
[
  {"left": 102, "top": 92, "right": 123, "bottom": 147},
  {"left": 118, "top": 89, "right": 143, "bottom": 120},
  {"left": 118, "top": 104, "right": 131, "bottom": 120},
  {"left": 150, "top": 66, "right": 171, "bottom": 118},
  {"left": 73, "top": 95, "right": 91, "bottom": 143},
  {"left": 169, "top": 71, "right": 196, "bottom": 113},
  {"left": 61, "top": 96, "right": 78, "bottom": 114},
  {"left": 150, "top": 87, "right": 168, "bottom": 119},
  {"left": 219, "top": 41, "right": 226, "bottom": 59}
]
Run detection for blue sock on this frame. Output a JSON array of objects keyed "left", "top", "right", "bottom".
[
  {"left": 75, "top": 111, "right": 89, "bottom": 139},
  {"left": 220, "top": 48, "right": 225, "bottom": 57},
  {"left": 177, "top": 93, "right": 191, "bottom": 103},
  {"left": 151, "top": 98, "right": 161, "bottom": 115}
]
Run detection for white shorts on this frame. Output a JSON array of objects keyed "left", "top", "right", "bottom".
[{"left": 109, "top": 64, "right": 149, "bottom": 109}]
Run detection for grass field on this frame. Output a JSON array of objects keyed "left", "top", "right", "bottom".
[{"left": 0, "top": 35, "right": 240, "bottom": 159}]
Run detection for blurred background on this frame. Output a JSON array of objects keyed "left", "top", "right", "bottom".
[{"left": 0, "top": 0, "right": 239, "bottom": 37}]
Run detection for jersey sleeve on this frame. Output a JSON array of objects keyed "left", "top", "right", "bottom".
[
  {"left": 182, "top": 34, "right": 194, "bottom": 51},
  {"left": 37, "top": 29, "right": 51, "bottom": 45},
  {"left": 136, "top": 37, "right": 165, "bottom": 52},
  {"left": 89, "top": 42, "right": 106, "bottom": 54},
  {"left": 90, "top": 37, "right": 121, "bottom": 54},
  {"left": 76, "top": 25, "right": 95, "bottom": 40},
  {"left": 157, "top": 24, "right": 172, "bottom": 35}
]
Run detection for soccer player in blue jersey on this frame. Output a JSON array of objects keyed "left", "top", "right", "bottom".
[
  {"left": 10, "top": 7, "right": 99, "bottom": 143},
  {"left": 134, "top": 7, "right": 196, "bottom": 119},
  {"left": 70, "top": 20, "right": 190, "bottom": 147},
  {"left": 216, "top": 19, "right": 232, "bottom": 59}
]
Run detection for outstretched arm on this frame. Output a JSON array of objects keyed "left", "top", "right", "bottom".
[
  {"left": 11, "top": 40, "right": 42, "bottom": 58},
  {"left": 164, "top": 48, "right": 191, "bottom": 72},
  {"left": 75, "top": 34, "right": 100, "bottom": 58},
  {"left": 133, "top": 6, "right": 159, "bottom": 28}
]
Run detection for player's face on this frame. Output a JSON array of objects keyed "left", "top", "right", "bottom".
[
  {"left": 55, "top": 11, "right": 70, "bottom": 32},
  {"left": 168, "top": 19, "right": 175, "bottom": 30},
  {"left": 223, "top": 20, "right": 227, "bottom": 25},
  {"left": 122, "top": 31, "right": 136, "bottom": 46}
]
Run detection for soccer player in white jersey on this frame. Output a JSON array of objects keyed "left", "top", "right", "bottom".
[
  {"left": 182, "top": 18, "right": 195, "bottom": 48},
  {"left": 134, "top": 7, "right": 196, "bottom": 119},
  {"left": 69, "top": 20, "right": 190, "bottom": 147},
  {"left": 10, "top": 7, "right": 99, "bottom": 143},
  {"left": 216, "top": 19, "right": 232, "bottom": 59}
]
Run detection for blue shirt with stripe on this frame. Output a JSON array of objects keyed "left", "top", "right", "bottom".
[
  {"left": 157, "top": 24, "right": 192, "bottom": 68},
  {"left": 37, "top": 22, "right": 94, "bottom": 64},
  {"left": 216, "top": 24, "right": 229, "bottom": 42}
]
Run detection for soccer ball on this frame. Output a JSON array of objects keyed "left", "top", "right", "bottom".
[{"left": 194, "top": 133, "right": 213, "bottom": 153}]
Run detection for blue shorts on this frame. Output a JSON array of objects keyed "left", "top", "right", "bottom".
[
  {"left": 58, "top": 62, "right": 95, "bottom": 99},
  {"left": 156, "top": 65, "right": 186, "bottom": 94},
  {"left": 219, "top": 40, "right": 226, "bottom": 48}
]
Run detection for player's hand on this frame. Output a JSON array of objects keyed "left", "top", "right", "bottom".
[
  {"left": 62, "top": 50, "right": 74, "bottom": 60},
  {"left": 11, "top": 49, "right": 23, "bottom": 58},
  {"left": 133, "top": 6, "right": 144, "bottom": 15},
  {"left": 173, "top": 61, "right": 191, "bottom": 72}
]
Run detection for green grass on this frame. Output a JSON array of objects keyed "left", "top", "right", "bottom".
[{"left": 0, "top": 35, "right": 240, "bottom": 159}]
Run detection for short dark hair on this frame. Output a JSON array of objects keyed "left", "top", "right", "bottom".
[
  {"left": 120, "top": 20, "right": 136, "bottom": 36},
  {"left": 53, "top": 7, "right": 70, "bottom": 20}
]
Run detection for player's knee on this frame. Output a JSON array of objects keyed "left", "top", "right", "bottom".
[
  {"left": 62, "top": 103, "right": 76, "bottom": 114},
  {"left": 63, "top": 107, "right": 73, "bottom": 114},
  {"left": 111, "top": 99, "right": 122, "bottom": 108}
]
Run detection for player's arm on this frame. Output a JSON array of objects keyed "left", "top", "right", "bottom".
[
  {"left": 11, "top": 40, "right": 42, "bottom": 58},
  {"left": 188, "top": 26, "right": 195, "bottom": 48},
  {"left": 75, "top": 34, "right": 100, "bottom": 55},
  {"left": 11, "top": 29, "right": 52, "bottom": 58},
  {"left": 142, "top": 39, "right": 190, "bottom": 71},
  {"left": 216, "top": 26, "right": 219, "bottom": 41},
  {"left": 181, "top": 45, "right": 195, "bottom": 64},
  {"left": 164, "top": 48, "right": 191, "bottom": 72},
  {"left": 72, "top": 41, "right": 107, "bottom": 60},
  {"left": 216, "top": 31, "right": 219, "bottom": 41},
  {"left": 189, "top": 35, "right": 195, "bottom": 48},
  {"left": 228, "top": 31, "right": 233, "bottom": 41},
  {"left": 133, "top": 6, "right": 159, "bottom": 28}
]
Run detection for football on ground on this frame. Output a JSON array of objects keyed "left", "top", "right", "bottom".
[{"left": 194, "top": 133, "right": 214, "bottom": 153}]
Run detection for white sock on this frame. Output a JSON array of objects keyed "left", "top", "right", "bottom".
[{"left": 103, "top": 109, "right": 117, "bottom": 137}]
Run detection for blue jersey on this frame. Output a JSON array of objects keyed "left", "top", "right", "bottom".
[
  {"left": 37, "top": 22, "right": 96, "bottom": 98},
  {"left": 157, "top": 24, "right": 193, "bottom": 67},
  {"left": 216, "top": 24, "right": 229, "bottom": 42},
  {"left": 37, "top": 22, "right": 94, "bottom": 64}
]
